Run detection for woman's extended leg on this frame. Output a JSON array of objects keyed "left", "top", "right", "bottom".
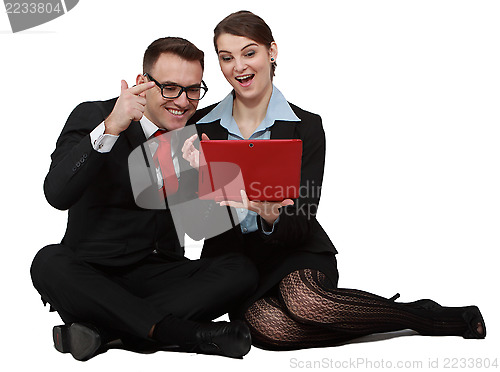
[
  {"left": 244, "top": 269, "right": 485, "bottom": 350},
  {"left": 279, "top": 269, "right": 485, "bottom": 339}
]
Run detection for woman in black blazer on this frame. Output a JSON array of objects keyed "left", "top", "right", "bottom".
[{"left": 185, "top": 11, "right": 486, "bottom": 350}]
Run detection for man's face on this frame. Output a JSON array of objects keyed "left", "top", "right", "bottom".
[{"left": 137, "top": 53, "right": 203, "bottom": 131}]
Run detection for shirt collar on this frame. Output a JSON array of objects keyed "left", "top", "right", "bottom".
[
  {"left": 196, "top": 85, "right": 299, "bottom": 137},
  {"left": 140, "top": 115, "right": 182, "bottom": 154},
  {"left": 140, "top": 114, "right": 160, "bottom": 139}
]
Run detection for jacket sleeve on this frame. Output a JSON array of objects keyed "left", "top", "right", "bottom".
[
  {"left": 44, "top": 101, "right": 109, "bottom": 210},
  {"left": 258, "top": 113, "right": 327, "bottom": 246}
]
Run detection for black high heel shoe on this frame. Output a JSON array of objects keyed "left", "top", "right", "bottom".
[
  {"left": 414, "top": 303, "right": 486, "bottom": 339},
  {"left": 391, "top": 294, "right": 485, "bottom": 339},
  {"left": 462, "top": 306, "right": 486, "bottom": 339}
]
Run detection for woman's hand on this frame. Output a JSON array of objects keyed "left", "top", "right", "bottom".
[
  {"left": 182, "top": 133, "right": 209, "bottom": 169},
  {"left": 219, "top": 190, "right": 294, "bottom": 226}
]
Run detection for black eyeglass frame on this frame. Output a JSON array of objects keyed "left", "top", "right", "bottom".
[{"left": 144, "top": 73, "right": 208, "bottom": 101}]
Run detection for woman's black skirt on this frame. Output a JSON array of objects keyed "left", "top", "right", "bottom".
[{"left": 228, "top": 231, "right": 339, "bottom": 318}]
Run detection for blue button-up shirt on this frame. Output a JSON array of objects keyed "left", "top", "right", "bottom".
[{"left": 197, "top": 85, "right": 299, "bottom": 234}]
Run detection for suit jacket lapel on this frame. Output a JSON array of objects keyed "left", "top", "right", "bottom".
[
  {"left": 270, "top": 120, "right": 299, "bottom": 139},
  {"left": 124, "top": 121, "right": 147, "bottom": 150},
  {"left": 197, "top": 119, "right": 229, "bottom": 140}
]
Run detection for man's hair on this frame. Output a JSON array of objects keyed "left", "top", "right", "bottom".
[
  {"left": 143, "top": 37, "right": 204, "bottom": 73},
  {"left": 213, "top": 10, "right": 276, "bottom": 76}
]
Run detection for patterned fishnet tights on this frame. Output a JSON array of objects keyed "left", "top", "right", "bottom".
[{"left": 244, "top": 269, "right": 483, "bottom": 350}]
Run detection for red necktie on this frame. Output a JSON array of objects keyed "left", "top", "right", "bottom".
[{"left": 153, "top": 130, "right": 178, "bottom": 196}]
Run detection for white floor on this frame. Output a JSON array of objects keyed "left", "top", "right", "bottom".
[{"left": 9, "top": 236, "right": 496, "bottom": 372}]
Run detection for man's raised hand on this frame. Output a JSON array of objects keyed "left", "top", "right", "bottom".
[{"left": 104, "top": 80, "right": 155, "bottom": 135}]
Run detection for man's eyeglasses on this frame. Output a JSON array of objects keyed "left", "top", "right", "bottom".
[{"left": 144, "top": 73, "right": 208, "bottom": 101}]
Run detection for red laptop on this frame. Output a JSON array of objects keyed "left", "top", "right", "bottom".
[{"left": 198, "top": 139, "right": 302, "bottom": 202}]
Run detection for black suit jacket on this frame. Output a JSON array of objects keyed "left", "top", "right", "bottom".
[
  {"left": 188, "top": 102, "right": 337, "bottom": 256},
  {"left": 44, "top": 98, "right": 192, "bottom": 266}
]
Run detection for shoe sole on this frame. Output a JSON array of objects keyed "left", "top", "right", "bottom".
[
  {"left": 53, "top": 325, "right": 70, "bottom": 353},
  {"left": 53, "top": 323, "right": 102, "bottom": 361}
]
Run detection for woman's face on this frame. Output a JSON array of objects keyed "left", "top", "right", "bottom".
[{"left": 216, "top": 33, "right": 277, "bottom": 102}]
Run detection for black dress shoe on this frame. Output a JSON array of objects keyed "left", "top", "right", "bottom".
[
  {"left": 53, "top": 323, "right": 104, "bottom": 361},
  {"left": 190, "top": 320, "right": 252, "bottom": 358}
]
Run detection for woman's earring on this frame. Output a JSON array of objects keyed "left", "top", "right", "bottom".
[{"left": 271, "top": 58, "right": 275, "bottom": 62}]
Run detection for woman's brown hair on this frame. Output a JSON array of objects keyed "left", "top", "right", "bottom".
[{"left": 214, "top": 10, "right": 277, "bottom": 77}]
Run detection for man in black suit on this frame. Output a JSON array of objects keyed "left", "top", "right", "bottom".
[{"left": 30, "top": 37, "right": 258, "bottom": 361}]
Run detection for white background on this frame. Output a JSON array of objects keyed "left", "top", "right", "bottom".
[{"left": 1, "top": 0, "right": 499, "bottom": 371}]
